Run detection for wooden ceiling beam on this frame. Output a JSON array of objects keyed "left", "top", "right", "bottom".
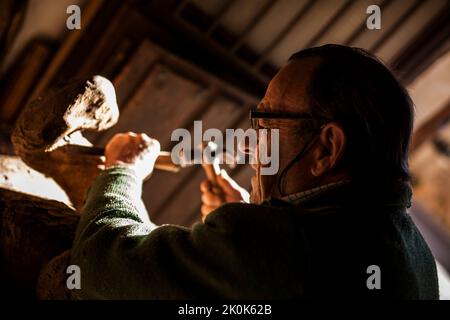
[
  {"left": 410, "top": 99, "right": 450, "bottom": 153},
  {"left": 392, "top": 1, "right": 450, "bottom": 86}
]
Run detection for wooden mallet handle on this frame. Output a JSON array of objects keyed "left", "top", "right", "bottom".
[{"left": 62, "top": 145, "right": 180, "bottom": 172}]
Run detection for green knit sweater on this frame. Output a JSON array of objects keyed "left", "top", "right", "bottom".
[{"left": 71, "top": 167, "right": 439, "bottom": 299}]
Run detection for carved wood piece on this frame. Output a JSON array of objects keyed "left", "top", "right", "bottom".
[{"left": 11, "top": 75, "right": 119, "bottom": 210}]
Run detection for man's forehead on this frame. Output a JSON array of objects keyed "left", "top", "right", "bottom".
[{"left": 261, "top": 57, "right": 321, "bottom": 113}]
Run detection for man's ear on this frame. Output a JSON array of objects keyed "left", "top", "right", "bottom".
[{"left": 310, "top": 122, "right": 346, "bottom": 176}]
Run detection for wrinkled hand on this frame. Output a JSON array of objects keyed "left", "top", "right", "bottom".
[
  {"left": 200, "top": 169, "right": 249, "bottom": 222},
  {"left": 105, "top": 132, "right": 160, "bottom": 180}
]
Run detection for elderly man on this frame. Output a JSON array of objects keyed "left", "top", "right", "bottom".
[{"left": 71, "top": 45, "right": 438, "bottom": 299}]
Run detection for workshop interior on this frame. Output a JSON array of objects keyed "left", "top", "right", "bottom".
[{"left": 0, "top": 0, "right": 449, "bottom": 300}]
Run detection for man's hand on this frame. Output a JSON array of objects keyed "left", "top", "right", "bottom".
[
  {"left": 105, "top": 132, "right": 160, "bottom": 180},
  {"left": 200, "top": 169, "right": 250, "bottom": 221}
]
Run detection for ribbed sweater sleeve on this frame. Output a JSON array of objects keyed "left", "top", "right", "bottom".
[{"left": 70, "top": 167, "right": 247, "bottom": 299}]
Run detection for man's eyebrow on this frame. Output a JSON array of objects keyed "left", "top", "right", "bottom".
[
  {"left": 257, "top": 99, "right": 277, "bottom": 111},
  {"left": 258, "top": 100, "right": 296, "bottom": 113},
  {"left": 260, "top": 118, "right": 284, "bottom": 127},
  {"left": 256, "top": 101, "right": 268, "bottom": 111}
]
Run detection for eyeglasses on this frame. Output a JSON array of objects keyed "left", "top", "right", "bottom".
[{"left": 250, "top": 108, "right": 324, "bottom": 130}]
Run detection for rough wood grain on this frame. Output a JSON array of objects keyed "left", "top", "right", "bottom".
[
  {"left": 0, "top": 188, "right": 79, "bottom": 298},
  {"left": 0, "top": 155, "right": 70, "bottom": 205}
]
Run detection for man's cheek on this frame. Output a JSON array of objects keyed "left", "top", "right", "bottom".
[
  {"left": 259, "top": 174, "right": 275, "bottom": 202},
  {"left": 258, "top": 129, "right": 279, "bottom": 176}
]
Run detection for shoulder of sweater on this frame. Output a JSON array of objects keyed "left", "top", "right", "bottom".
[{"left": 199, "top": 202, "right": 303, "bottom": 234}]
